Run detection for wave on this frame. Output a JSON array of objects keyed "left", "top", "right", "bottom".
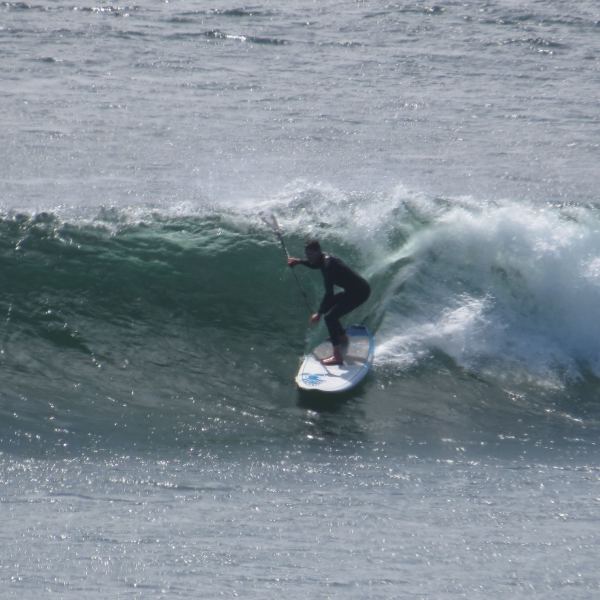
[
  {"left": 202, "top": 29, "right": 288, "bottom": 45},
  {"left": 2, "top": 184, "right": 600, "bottom": 453}
]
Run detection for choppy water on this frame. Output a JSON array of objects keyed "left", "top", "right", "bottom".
[{"left": 1, "top": 1, "right": 599, "bottom": 598}]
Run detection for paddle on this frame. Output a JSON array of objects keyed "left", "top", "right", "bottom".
[{"left": 261, "top": 213, "right": 314, "bottom": 314}]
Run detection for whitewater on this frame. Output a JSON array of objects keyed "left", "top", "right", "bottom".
[{"left": 1, "top": 1, "right": 599, "bottom": 598}]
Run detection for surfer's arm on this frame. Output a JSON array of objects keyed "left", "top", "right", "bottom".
[{"left": 288, "top": 258, "right": 320, "bottom": 269}]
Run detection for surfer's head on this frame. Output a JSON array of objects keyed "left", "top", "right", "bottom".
[{"left": 304, "top": 239, "right": 323, "bottom": 265}]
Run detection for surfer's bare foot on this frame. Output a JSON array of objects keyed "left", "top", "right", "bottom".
[
  {"left": 322, "top": 355, "right": 343, "bottom": 366},
  {"left": 322, "top": 347, "right": 343, "bottom": 366}
]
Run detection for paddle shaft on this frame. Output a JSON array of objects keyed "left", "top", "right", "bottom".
[{"left": 264, "top": 214, "right": 314, "bottom": 314}]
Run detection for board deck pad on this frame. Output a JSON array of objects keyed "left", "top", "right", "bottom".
[{"left": 296, "top": 325, "right": 374, "bottom": 393}]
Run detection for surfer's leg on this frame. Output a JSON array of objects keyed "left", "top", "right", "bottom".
[
  {"left": 321, "top": 302, "right": 344, "bottom": 365},
  {"left": 321, "top": 294, "right": 356, "bottom": 365},
  {"left": 322, "top": 288, "right": 370, "bottom": 365},
  {"left": 325, "top": 291, "right": 368, "bottom": 340},
  {"left": 324, "top": 294, "right": 348, "bottom": 347}
]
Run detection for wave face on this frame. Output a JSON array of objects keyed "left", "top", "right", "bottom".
[{"left": 2, "top": 185, "right": 600, "bottom": 455}]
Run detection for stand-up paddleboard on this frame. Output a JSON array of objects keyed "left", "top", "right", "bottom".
[{"left": 296, "top": 325, "right": 374, "bottom": 393}]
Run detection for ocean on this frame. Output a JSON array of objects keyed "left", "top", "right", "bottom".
[{"left": 1, "top": 1, "right": 599, "bottom": 597}]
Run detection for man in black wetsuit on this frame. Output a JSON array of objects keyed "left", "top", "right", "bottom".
[{"left": 288, "top": 240, "right": 370, "bottom": 366}]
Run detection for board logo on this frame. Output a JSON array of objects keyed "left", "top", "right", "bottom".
[{"left": 302, "top": 373, "right": 323, "bottom": 386}]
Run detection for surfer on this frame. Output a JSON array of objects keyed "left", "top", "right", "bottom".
[{"left": 288, "top": 240, "right": 370, "bottom": 366}]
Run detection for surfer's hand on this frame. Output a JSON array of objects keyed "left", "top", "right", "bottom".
[
  {"left": 287, "top": 257, "right": 301, "bottom": 267},
  {"left": 309, "top": 313, "right": 321, "bottom": 325}
]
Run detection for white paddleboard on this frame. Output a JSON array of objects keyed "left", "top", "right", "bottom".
[{"left": 296, "top": 325, "right": 375, "bottom": 393}]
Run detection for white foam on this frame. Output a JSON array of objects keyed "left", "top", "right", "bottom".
[{"left": 374, "top": 196, "right": 600, "bottom": 385}]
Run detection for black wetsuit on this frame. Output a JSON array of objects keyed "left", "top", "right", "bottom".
[{"left": 301, "top": 254, "right": 370, "bottom": 346}]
